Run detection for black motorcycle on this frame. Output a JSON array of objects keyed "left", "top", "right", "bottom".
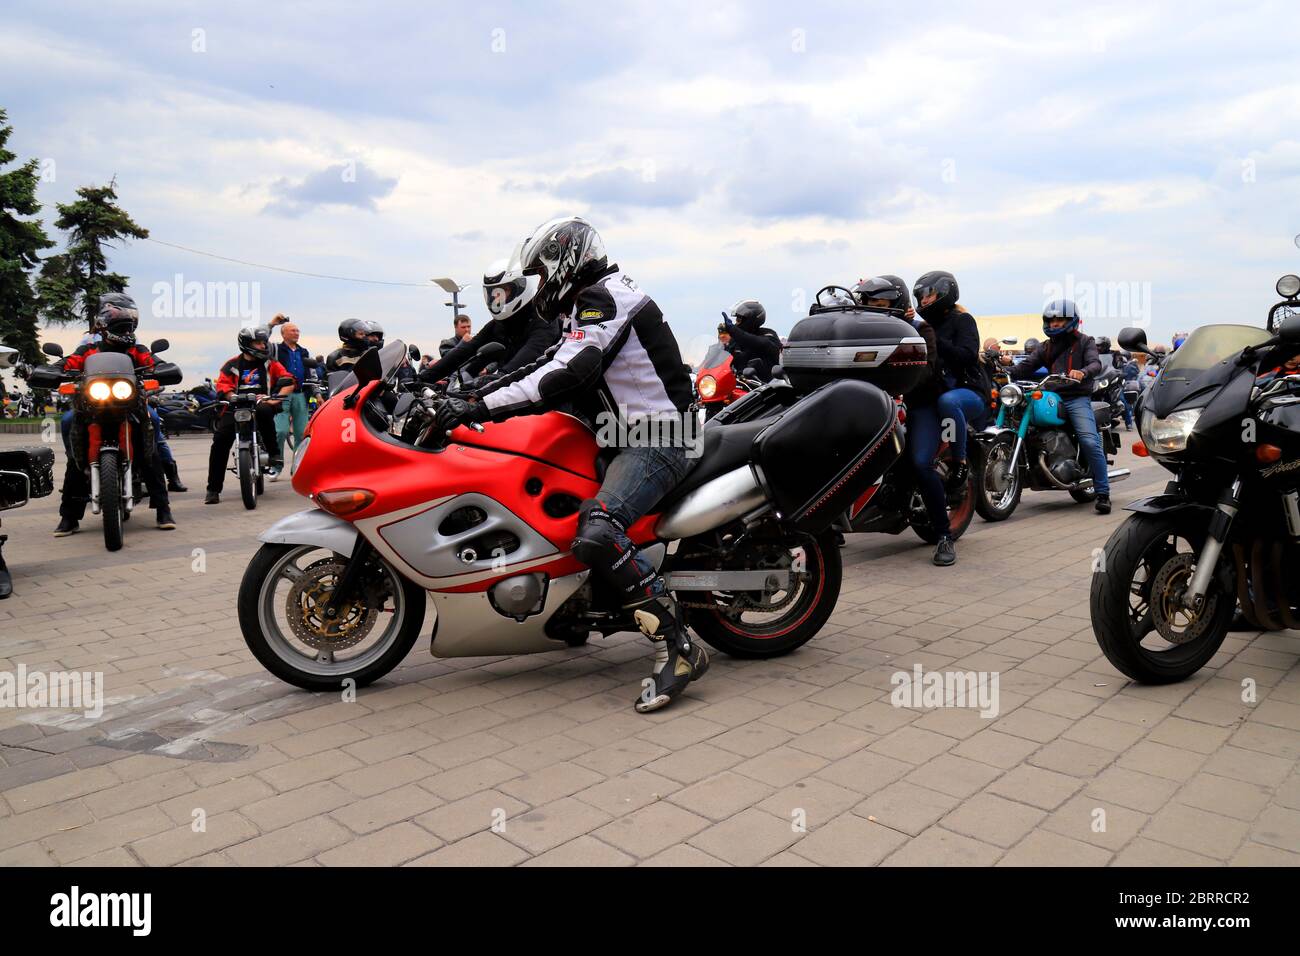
[
  {"left": 1090, "top": 274, "right": 1300, "bottom": 682},
  {"left": 155, "top": 381, "right": 218, "bottom": 435},
  {"left": 30, "top": 339, "right": 182, "bottom": 551}
]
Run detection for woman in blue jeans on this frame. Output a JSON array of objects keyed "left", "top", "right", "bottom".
[{"left": 908, "top": 271, "right": 985, "bottom": 567}]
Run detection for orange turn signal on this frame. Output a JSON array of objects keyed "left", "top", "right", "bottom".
[
  {"left": 58, "top": 382, "right": 76, "bottom": 395},
  {"left": 1256, "top": 443, "right": 1283, "bottom": 464},
  {"left": 141, "top": 379, "right": 159, "bottom": 390},
  {"left": 1031, "top": 390, "right": 1043, "bottom": 400},
  {"left": 1132, "top": 441, "right": 1149, "bottom": 457},
  {"left": 315, "top": 488, "right": 376, "bottom": 516}
]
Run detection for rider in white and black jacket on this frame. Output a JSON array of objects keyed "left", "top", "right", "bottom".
[{"left": 435, "top": 217, "right": 705, "bottom": 714}]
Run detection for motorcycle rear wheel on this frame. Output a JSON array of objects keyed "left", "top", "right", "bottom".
[
  {"left": 100, "top": 452, "right": 124, "bottom": 552},
  {"left": 686, "top": 528, "right": 841, "bottom": 658},
  {"left": 238, "top": 543, "right": 425, "bottom": 691}
]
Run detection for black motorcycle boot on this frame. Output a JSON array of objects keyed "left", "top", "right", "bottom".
[
  {"left": 54, "top": 517, "right": 80, "bottom": 537},
  {"left": 630, "top": 595, "right": 709, "bottom": 714},
  {"left": 1095, "top": 494, "right": 1112, "bottom": 515},
  {"left": 165, "top": 460, "right": 187, "bottom": 493},
  {"left": 0, "top": 535, "right": 11, "bottom": 599},
  {"left": 933, "top": 535, "right": 957, "bottom": 567},
  {"left": 204, "top": 490, "right": 220, "bottom": 504},
  {"left": 156, "top": 507, "right": 176, "bottom": 530}
]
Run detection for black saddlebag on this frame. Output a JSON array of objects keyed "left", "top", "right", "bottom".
[
  {"left": 783, "top": 309, "right": 929, "bottom": 397},
  {"left": 0, "top": 445, "right": 56, "bottom": 510},
  {"left": 754, "top": 379, "right": 901, "bottom": 532}
]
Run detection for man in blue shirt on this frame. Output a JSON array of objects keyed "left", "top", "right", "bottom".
[{"left": 268, "top": 314, "right": 310, "bottom": 478}]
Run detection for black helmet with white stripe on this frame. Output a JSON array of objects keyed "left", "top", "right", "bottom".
[{"left": 516, "top": 217, "right": 608, "bottom": 320}]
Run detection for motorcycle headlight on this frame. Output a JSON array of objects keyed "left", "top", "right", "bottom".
[
  {"left": 1139, "top": 408, "right": 1202, "bottom": 454},
  {"left": 999, "top": 383, "right": 1023, "bottom": 407},
  {"left": 110, "top": 379, "right": 134, "bottom": 401},
  {"left": 698, "top": 375, "right": 717, "bottom": 399},
  {"left": 291, "top": 435, "right": 311, "bottom": 476},
  {"left": 88, "top": 381, "right": 112, "bottom": 401}
]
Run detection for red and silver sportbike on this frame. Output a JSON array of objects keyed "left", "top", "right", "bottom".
[{"left": 239, "top": 341, "right": 902, "bottom": 690}]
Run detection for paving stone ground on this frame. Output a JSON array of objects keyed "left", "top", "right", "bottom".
[{"left": 1, "top": 431, "right": 1298, "bottom": 867}]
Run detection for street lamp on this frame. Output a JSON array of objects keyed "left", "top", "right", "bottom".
[{"left": 432, "top": 277, "right": 469, "bottom": 323}]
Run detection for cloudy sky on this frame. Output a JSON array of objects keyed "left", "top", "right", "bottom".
[{"left": 4, "top": 0, "right": 1300, "bottom": 377}]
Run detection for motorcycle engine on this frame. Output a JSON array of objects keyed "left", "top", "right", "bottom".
[
  {"left": 1036, "top": 431, "right": 1082, "bottom": 485},
  {"left": 489, "top": 573, "right": 547, "bottom": 621}
]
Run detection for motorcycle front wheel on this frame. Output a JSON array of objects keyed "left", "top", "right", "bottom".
[
  {"left": 973, "top": 434, "right": 1022, "bottom": 522},
  {"left": 686, "top": 528, "right": 841, "bottom": 658},
  {"left": 1089, "top": 512, "right": 1234, "bottom": 683},
  {"left": 238, "top": 543, "right": 425, "bottom": 691},
  {"left": 238, "top": 445, "right": 257, "bottom": 510},
  {"left": 100, "top": 451, "right": 124, "bottom": 552}
]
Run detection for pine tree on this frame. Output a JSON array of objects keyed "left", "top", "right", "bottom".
[
  {"left": 0, "top": 107, "right": 54, "bottom": 363},
  {"left": 36, "top": 178, "right": 148, "bottom": 330}
]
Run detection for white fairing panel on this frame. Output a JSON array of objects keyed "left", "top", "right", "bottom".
[{"left": 431, "top": 570, "right": 589, "bottom": 657}]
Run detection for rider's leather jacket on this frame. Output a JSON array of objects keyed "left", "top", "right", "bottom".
[
  {"left": 476, "top": 268, "right": 693, "bottom": 427},
  {"left": 1010, "top": 332, "right": 1102, "bottom": 399},
  {"left": 419, "top": 305, "right": 559, "bottom": 385}
]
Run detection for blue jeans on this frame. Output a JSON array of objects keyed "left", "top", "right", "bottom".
[
  {"left": 906, "top": 404, "right": 951, "bottom": 538},
  {"left": 586, "top": 445, "right": 689, "bottom": 599},
  {"left": 936, "top": 387, "right": 987, "bottom": 458},
  {"left": 1063, "top": 396, "right": 1110, "bottom": 496},
  {"left": 1118, "top": 389, "right": 1135, "bottom": 427}
]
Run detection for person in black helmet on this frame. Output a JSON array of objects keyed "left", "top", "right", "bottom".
[
  {"left": 433, "top": 216, "right": 703, "bottom": 714},
  {"left": 325, "top": 318, "right": 372, "bottom": 372},
  {"left": 908, "top": 271, "right": 985, "bottom": 567},
  {"left": 204, "top": 326, "right": 296, "bottom": 503},
  {"left": 1005, "top": 299, "right": 1110, "bottom": 513},
  {"left": 53, "top": 294, "right": 176, "bottom": 535},
  {"left": 720, "top": 299, "right": 781, "bottom": 382},
  {"left": 852, "top": 276, "right": 911, "bottom": 318}
]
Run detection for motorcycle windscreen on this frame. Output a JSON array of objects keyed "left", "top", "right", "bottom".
[
  {"left": 82, "top": 351, "right": 137, "bottom": 378},
  {"left": 1147, "top": 325, "right": 1270, "bottom": 418},
  {"left": 754, "top": 379, "right": 900, "bottom": 532},
  {"left": 329, "top": 339, "right": 411, "bottom": 393}
]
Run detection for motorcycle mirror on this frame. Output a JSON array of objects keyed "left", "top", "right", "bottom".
[
  {"left": 302, "top": 357, "right": 318, "bottom": 370},
  {"left": 1277, "top": 274, "right": 1300, "bottom": 299},
  {"left": 0, "top": 345, "right": 16, "bottom": 369},
  {"left": 1279, "top": 311, "right": 1300, "bottom": 344},
  {"left": 770, "top": 364, "right": 784, "bottom": 379},
  {"left": 150, "top": 338, "right": 170, "bottom": 354},
  {"left": 742, "top": 366, "right": 757, "bottom": 378},
  {"left": 408, "top": 344, "right": 421, "bottom": 360},
  {"left": 1001, "top": 337, "right": 1018, "bottom": 345},
  {"left": 476, "top": 341, "right": 507, "bottom": 360},
  {"left": 1117, "top": 327, "right": 1151, "bottom": 355},
  {"left": 42, "top": 342, "right": 64, "bottom": 358}
]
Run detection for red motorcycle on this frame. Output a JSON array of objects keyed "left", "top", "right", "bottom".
[
  {"left": 695, "top": 342, "right": 749, "bottom": 420},
  {"left": 238, "top": 341, "right": 901, "bottom": 690}
]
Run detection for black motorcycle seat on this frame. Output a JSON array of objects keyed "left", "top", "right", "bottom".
[{"left": 657, "top": 417, "right": 774, "bottom": 509}]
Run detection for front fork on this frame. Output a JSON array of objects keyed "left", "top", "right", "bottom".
[{"left": 1182, "top": 477, "right": 1241, "bottom": 610}]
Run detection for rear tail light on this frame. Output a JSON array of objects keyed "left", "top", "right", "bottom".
[
  {"left": 885, "top": 343, "right": 927, "bottom": 366},
  {"left": 315, "top": 488, "right": 376, "bottom": 516},
  {"left": 1132, "top": 441, "right": 1149, "bottom": 457}
]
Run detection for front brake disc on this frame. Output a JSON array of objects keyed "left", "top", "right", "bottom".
[
  {"left": 286, "top": 558, "right": 377, "bottom": 650},
  {"left": 1151, "top": 552, "right": 1218, "bottom": 645}
]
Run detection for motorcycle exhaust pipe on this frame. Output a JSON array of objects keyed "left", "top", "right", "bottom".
[{"left": 655, "top": 464, "right": 768, "bottom": 540}]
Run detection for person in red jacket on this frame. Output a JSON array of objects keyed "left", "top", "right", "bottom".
[
  {"left": 54, "top": 294, "right": 176, "bottom": 535},
  {"left": 204, "top": 326, "right": 295, "bottom": 504}
]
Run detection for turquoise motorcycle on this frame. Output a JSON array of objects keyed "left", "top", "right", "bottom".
[{"left": 972, "top": 373, "right": 1129, "bottom": 521}]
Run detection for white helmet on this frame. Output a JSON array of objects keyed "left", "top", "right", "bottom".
[{"left": 482, "top": 242, "right": 541, "bottom": 321}]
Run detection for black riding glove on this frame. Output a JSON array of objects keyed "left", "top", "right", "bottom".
[{"left": 434, "top": 397, "right": 490, "bottom": 433}]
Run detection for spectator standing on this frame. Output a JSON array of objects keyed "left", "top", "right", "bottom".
[{"left": 268, "top": 314, "right": 311, "bottom": 479}]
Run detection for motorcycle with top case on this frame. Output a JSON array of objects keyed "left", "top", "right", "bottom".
[{"left": 238, "top": 340, "right": 901, "bottom": 690}]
